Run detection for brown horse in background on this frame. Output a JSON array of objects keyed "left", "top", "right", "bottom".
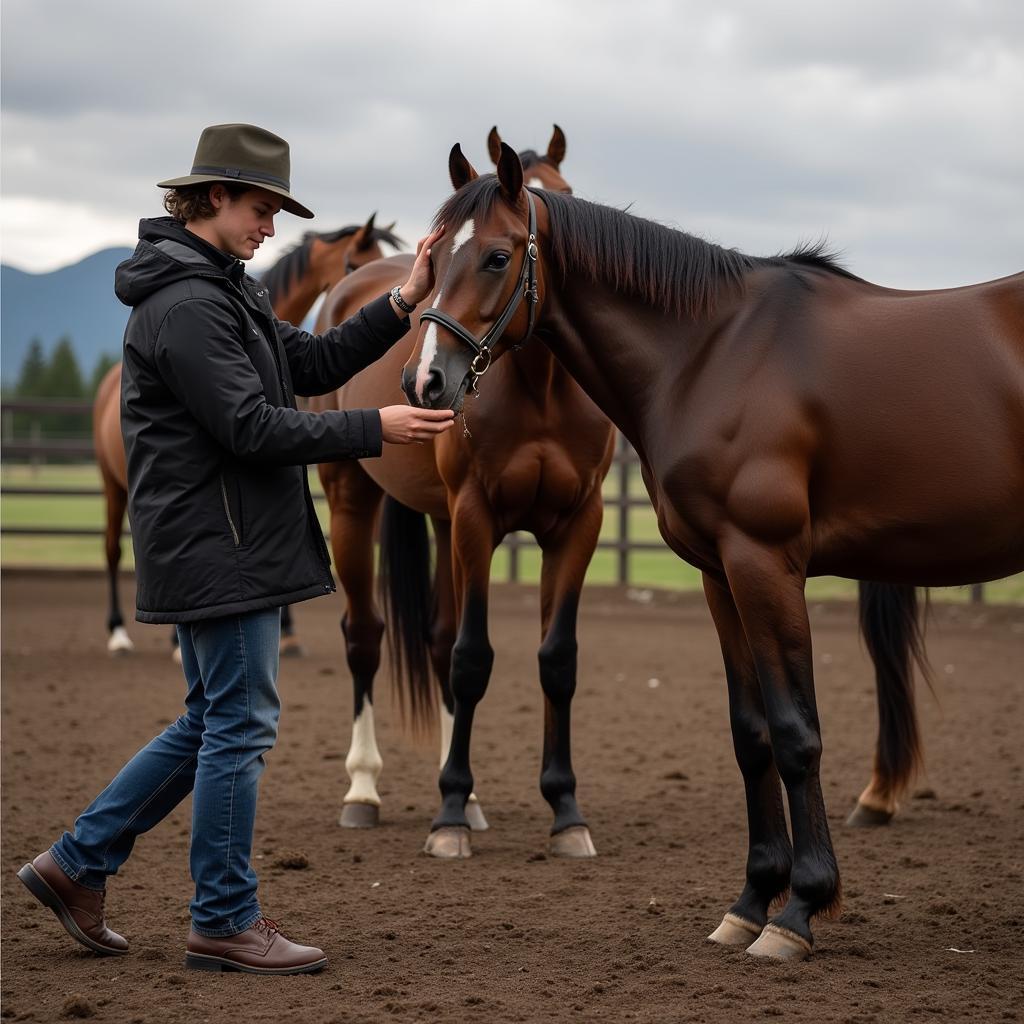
[
  {"left": 310, "top": 126, "right": 617, "bottom": 857},
  {"left": 400, "top": 144, "right": 1024, "bottom": 959},
  {"left": 93, "top": 214, "right": 402, "bottom": 655}
]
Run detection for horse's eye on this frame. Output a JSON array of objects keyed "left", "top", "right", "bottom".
[{"left": 485, "top": 252, "right": 510, "bottom": 271}]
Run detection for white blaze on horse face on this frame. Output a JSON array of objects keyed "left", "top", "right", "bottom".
[
  {"left": 450, "top": 218, "right": 475, "bottom": 256},
  {"left": 415, "top": 287, "right": 443, "bottom": 403},
  {"left": 528, "top": 177, "right": 545, "bottom": 189},
  {"left": 414, "top": 219, "right": 475, "bottom": 402},
  {"left": 343, "top": 700, "right": 383, "bottom": 807}
]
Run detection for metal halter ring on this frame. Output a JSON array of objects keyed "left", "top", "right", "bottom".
[{"left": 470, "top": 349, "right": 492, "bottom": 377}]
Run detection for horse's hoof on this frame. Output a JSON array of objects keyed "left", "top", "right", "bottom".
[
  {"left": 549, "top": 825, "right": 597, "bottom": 858},
  {"left": 424, "top": 827, "right": 472, "bottom": 859},
  {"left": 279, "top": 637, "right": 306, "bottom": 658},
  {"left": 465, "top": 800, "right": 489, "bottom": 832},
  {"left": 171, "top": 646, "right": 183, "bottom": 666},
  {"left": 846, "top": 801, "right": 894, "bottom": 827},
  {"left": 746, "top": 923, "right": 813, "bottom": 961},
  {"left": 340, "top": 802, "right": 379, "bottom": 828},
  {"left": 707, "top": 913, "right": 763, "bottom": 946},
  {"left": 107, "top": 627, "right": 135, "bottom": 655}
]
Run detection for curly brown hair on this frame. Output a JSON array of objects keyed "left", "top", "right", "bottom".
[{"left": 163, "top": 181, "right": 254, "bottom": 223}]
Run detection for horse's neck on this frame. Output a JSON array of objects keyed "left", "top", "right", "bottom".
[
  {"left": 273, "top": 270, "right": 325, "bottom": 326},
  {"left": 541, "top": 280, "right": 690, "bottom": 454},
  {"left": 503, "top": 335, "right": 569, "bottom": 402}
]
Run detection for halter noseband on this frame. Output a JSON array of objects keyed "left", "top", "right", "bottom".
[{"left": 418, "top": 190, "right": 539, "bottom": 384}]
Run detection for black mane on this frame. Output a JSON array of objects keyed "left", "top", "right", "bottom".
[
  {"left": 433, "top": 176, "right": 860, "bottom": 319},
  {"left": 259, "top": 223, "right": 405, "bottom": 304}
]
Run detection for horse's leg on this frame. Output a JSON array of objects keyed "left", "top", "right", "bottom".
[
  {"left": 703, "top": 573, "right": 791, "bottom": 947},
  {"left": 100, "top": 469, "right": 133, "bottom": 655},
  {"left": 322, "top": 460, "right": 386, "bottom": 828},
  {"left": 424, "top": 493, "right": 495, "bottom": 859},
  {"left": 430, "top": 518, "right": 488, "bottom": 832},
  {"left": 536, "top": 499, "right": 603, "bottom": 858},
  {"left": 279, "top": 604, "right": 305, "bottom": 658},
  {"left": 847, "top": 582, "right": 924, "bottom": 827},
  {"left": 722, "top": 534, "right": 840, "bottom": 961}
]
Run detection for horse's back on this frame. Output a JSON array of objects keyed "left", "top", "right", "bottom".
[{"left": 794, "top": 271, "right": 1024, "bottom": 583}]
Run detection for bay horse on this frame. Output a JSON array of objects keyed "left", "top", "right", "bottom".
[
  {"left": 400, "top": 142, "right": 1024, "bottom": 959},
  {"left": 309, "top": 127, "right": 617, "bottom": 857},
  {"left": 94, "top": 214, "right": 402, "bottom": 655}
]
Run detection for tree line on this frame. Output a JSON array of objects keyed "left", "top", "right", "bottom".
[{"left": 4, "top": 337, "right": 118, "bottom": 438}]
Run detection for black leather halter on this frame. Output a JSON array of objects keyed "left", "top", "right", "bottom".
[{"left": 419, "top": 190, "right": 539, "bottom": 383}]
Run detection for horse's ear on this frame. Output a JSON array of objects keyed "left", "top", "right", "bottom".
[
  {"left": 547, "top": 124, "right": 566, "bottom": 168},
  {"left": 449, "top": 143, "right": 478, "bottom": 191},
  {"left": 356, "top": 211, "right": 377, "bottom": 250},
  {"left": 487, "top": 126, "right": 502, "bottom": 165},
  {"left": 382, "top": 220, "right": 405, "bottom": 249},
  {"left": 496, "top": 141, "right": 524, "bottom": 202}
]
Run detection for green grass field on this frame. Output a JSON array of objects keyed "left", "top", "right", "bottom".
[{"left": 3, "top": 462, "right": 1022, "bottom": 602}]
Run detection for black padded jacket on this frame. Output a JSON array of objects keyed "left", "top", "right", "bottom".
[{"left": 115, "top": 217, "right": 409, "bottom": 624}]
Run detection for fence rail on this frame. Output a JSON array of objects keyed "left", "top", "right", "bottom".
[{"left": 0, "top": 398, "right": 990, "bottom": 600}]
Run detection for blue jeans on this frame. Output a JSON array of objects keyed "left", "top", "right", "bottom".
[{"left": 50, "top": 608, "right": 281, "bottom": 936}]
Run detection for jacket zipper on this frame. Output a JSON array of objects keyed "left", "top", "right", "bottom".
[
  {"left": 220, "top": 475, "right": 241, "bottom": 547},
  {"left": 248, "top": 285, "right": 293, "bottom": 406}
]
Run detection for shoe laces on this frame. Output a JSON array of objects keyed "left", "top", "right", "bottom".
[{"left": 254, "top": 917, "right": 285, "bottom": 937}]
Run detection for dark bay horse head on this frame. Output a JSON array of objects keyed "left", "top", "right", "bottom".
[{"left": 401, "top": 142, "right": 547, "bottom": 412}]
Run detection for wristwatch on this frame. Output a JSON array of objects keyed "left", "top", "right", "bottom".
[{"left": 390, "top": 286, "right": 415, "bottom": 314}]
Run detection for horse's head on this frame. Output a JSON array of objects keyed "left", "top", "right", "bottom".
[
  {"left": 487, "top": 124, "right": 571, "bottom": 195},
  {"left": 401, "top": 142, "right": 547, "bottom": 413},
  {"left": 311, "top": 212, "right": 404, "bottom": 291}
]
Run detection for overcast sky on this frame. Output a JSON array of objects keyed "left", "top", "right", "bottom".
[{"left": 2, "top": 0, "right": 1021, "bottom": 289}]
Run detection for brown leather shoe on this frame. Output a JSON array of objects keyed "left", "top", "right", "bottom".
[
  {"left": 185, "top": 918, "right": 327, "bottom": 975},
  {"left": 17, "top": 851, "right": 128, "bottom": 955}
]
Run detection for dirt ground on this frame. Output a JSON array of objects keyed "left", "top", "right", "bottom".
[{"left": 2, "top": 571, "right": 1022, "bottom": 1024}]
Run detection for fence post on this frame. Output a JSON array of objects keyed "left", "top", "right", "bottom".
[
  {"left": 618, "top": 433, "right": 630, "bottom": 585},
  {"left": 507, "top": 532, "right": 520, "bottom": 583},
  {"left": 30, "top": 420, "right": 41, "bottom": 477},
  {"left": 970, "top": 584, "right": 984, "bottom": 604}
]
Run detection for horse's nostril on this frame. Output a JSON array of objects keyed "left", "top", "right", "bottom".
[{"left": 425, "top": 368, "right": 446, "bottom": 405}]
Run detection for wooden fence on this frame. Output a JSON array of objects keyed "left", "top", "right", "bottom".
[
  {"left": 0, "top": 398, "right": 666, "bottom": 585},
  {"left": 0, "top": 398, "right": 990, "bottom": 600}
]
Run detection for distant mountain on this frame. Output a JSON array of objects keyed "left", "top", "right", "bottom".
[
  {"left": 1, "top": 247, "right": 134, "bottom": 386},
  {"left": 0, "top": 244, "right": 324, "bottom": 388}
]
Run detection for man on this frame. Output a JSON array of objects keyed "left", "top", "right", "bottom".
[{"left": 17, "top": 123, "right": 453, "bottom": 975}]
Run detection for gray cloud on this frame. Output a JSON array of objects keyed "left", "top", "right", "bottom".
[{"left": 2, "top": 0, "right": 1021, "bottom": 286}]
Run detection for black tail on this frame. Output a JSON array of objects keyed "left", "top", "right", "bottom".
[
  {"left": 857, "top": 581, "right": 931, "bottom": 797},
  {"left": 377, "top": 496, "right": 436, "bottom": 732}
]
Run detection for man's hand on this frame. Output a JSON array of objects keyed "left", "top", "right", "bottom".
[
  {"left": 395, "top": 224, "right": 446, "bottom": 308},
  {"left": 379, "top": 405, "right": 455, "bottom": 444}
]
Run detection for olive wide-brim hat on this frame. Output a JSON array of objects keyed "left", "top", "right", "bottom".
[{"left": 157, "top": 123, "right": 314, "bottom": 219}]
